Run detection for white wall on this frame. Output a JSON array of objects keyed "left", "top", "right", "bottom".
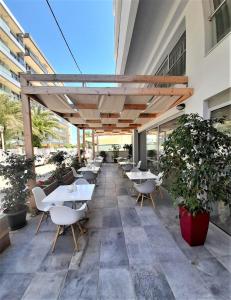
[{"left": 118, "top": 0, "right": 231, "bottom": 132}]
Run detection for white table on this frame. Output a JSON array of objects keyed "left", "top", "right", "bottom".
[
  {"left": 43, "top": 184, "right": 95, "bottom": 204},
  {"left": 118, "top": 161, "right": 136, "bottom": 166},
  {"left": 126, "top": 171, "right": 158, "bottom": 181},
  {"left": 78, "top": 166, "right": 100, "bottom": 173}
]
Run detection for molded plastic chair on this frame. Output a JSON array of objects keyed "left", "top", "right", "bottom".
[
  {"left": 75, "top": 178, "right": 89, "bottom": 185},
  {"left": 71, "top": 167, "right": 83, "bottom": 179},
  {"left": 137, "top": 161, "right": 142, "bottom": 169},
  {"left": 49, "top": 204, "right": 87, "bottom": 253},
  {"left": 93, "top": 161, "right": 101, "bottom": 167},
  {"left": 134, "top": 179, "right": 156, "bottom": 208},
  {"left": 155, "top": 172, "right": 164, "bottom": 199},
  {"left": 32, "top": 187, "right": 53, "bottom": 234},
  {"left": 82, "top": 171, "right": 97, "bottom": 183}
]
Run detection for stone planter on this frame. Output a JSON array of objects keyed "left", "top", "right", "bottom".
[{"left": 0, "top": 214, "right": 10, "bottom": 253}]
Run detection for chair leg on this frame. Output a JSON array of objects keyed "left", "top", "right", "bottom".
[
  {"left": 77, "top": 222, "right": 85, "bottom": 235},
  {"left": 52, "top": 225, "right": 61, "bottom": 253},
  {"left": 150, "top": 193, "right": 155, "bottom": 208},
  {"left": 71, "top": 224, "right": 79, "bottom": 251},
  {"left": 35, "top": 212, "right": 45, "bottom": 234},
  {"left": 136, "top": 193, "right": 141, "bottom": 203},
  {"left": 159, "top": 187, "right": 164, "bottom": 199},
  {"left": 140, "top": 194, "right": 144, "bottom": 208}
]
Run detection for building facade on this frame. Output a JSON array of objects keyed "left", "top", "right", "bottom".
[
  {"left": 0, "top": 0, "right": 71, "bottom": 146},
  {"left": 114, "top": 0, "right": 231, "bottom": 233}
]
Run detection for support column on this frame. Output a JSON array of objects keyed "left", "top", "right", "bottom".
[
  {"left": 21, "top": 78, "right": 36, "bottom": 211},
  {"left": 92, "top": 130, "right": 95, "bottom": 159},
  {"left": 77, "top": 127, "right": 81, "bottom": 160},
  {"left": 96, "top": 135, "right": 99, "bottom": 154},
  {"left": 132, "top": 129, "right": 139, "bottom": 163},
  {"left": 82, "top": 129, "right": 85, "bottom": 158}
]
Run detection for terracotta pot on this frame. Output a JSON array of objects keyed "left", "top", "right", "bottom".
[{"left": 179, "top": 206, "right": 210, "bottom": 246}]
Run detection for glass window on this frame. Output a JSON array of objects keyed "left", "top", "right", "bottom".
[
  {"left": 210, "top": 104, "right": 231, "bottom": 235},
  {"left": 209, "top": 0, "right": 231, "bottom": 44},
  {"left": 146, "top": 128, "right": 159, "bottom": 172}
]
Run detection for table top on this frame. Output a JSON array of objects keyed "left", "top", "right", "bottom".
[
  {"left": 43, "top": 184, "right": 95, "bottom": 203},
  {"left": 118, "top": 161, "right": 136, "bottom": 166},
  {"left": 126, "top": 171, "right": 158, "bottom": 181},
  {"left": 78, "top": 166, "right": 100, "bottom": 173}
]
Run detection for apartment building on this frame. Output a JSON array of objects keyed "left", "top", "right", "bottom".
[
  {"left": 114, "top": 0, "right": 231, "bottom": 233},
  {"left": 0, "top": 0, "right": 70, "bottom": 145}
]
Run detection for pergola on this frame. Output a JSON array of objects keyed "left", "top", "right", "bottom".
[{"left": 20, "top": 73, "right": 193, "bottom": 208}]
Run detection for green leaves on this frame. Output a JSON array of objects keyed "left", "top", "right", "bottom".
[
  {"left": 160, "top": 113, "right": 231, "bottom": 214},
  {"left": 0, "top": 153, "right": 36, "bottom": 211}
]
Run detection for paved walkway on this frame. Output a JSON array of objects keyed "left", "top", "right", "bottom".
[{"left": 0, "top": 164, "right": 230, "bottom": 299}]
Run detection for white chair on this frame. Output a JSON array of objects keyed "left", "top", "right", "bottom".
[
  {"left": 71, "top": 167, "right": 83, "bottom": 179},
  {"left": 75, "top": 178, "right": 89, "bottom": 185},
  {"left": 32, "top": 187, "right": 53, "bottom": 234},
  {"left": 137, "top": 161, "right": 142, "bottom": 169},
  {"left": 82, "top": 171, "right": 97, "bottom": 183},
  {"left": 49, "top": 204, "right": 87, "bottom": 253},
  {"left": 134, "top": 180, "right": 156, "bottom": 208},
  {"left": 156, "top": 172, "right": 164, "bottom": 199}
]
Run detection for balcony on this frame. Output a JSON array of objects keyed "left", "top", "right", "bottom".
[
  {"left": 0, "top": 17, "right": 25, "bottom": 53},
  {"left": 25, "top": 48, "right": 48, "bottom": 74},
  {"left": 0, "top": 64, "right": 20, "bottom": 93},
  {"left": 0, "top": 39, "right": 26, "bottom": 73}
]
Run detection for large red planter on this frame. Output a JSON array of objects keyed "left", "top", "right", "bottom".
[{"left": 179, "top": 206, "right": 210, "bottom": 246}]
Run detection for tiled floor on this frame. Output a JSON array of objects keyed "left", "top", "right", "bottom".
[{"left": 0, "top": 163, "right": 230, "bottom": 300}]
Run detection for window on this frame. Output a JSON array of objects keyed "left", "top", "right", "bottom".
[
  {"left": 210, "top": 104, "right": 231, "bottom": 235},
  {"left": 153, "top": 32, "right": 186, "bottom": 87},
  {"left": 209, "top": 0, "right": 231, "bottom": 44}
]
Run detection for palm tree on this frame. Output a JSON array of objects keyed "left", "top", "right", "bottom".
[
  {"left": 0, "top": 94, "right": 22, "bottom": 147},
  {"left": 31, "top": 106, "right": 61, "bottom": 147}
]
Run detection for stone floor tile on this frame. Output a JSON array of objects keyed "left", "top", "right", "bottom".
[
  {"left": 119, "top": 207, "right": 141, "bottom": 227},
  {"left": 117, "top": 195, "right": 135, "bottom": 208},
  {"left": 100, "top": 228, "right": 129, "bottom": 268},
  {"left": 0, "top": 273, "right": 32, "bottom": 300},
  {"left": 102, "top": 207, "right": 122, "bottom": 228},
  {"left": 130, "top": 264, "right": 175, "bottom": 300},
  {"left": 161, "top": 261, "right": 215, "bottom": 300},
  {"left": 59, "top": 269, "right": 99, "bottom": 300},
  {"left": 98, "top": 267, "right": 136, "bottom": 300},
  {"left": 21, "top": 271, "right": 66, "bottom": 300}
]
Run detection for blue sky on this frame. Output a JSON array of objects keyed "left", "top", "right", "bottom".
[{"left": 5, "top": 0, "right": 115, "bottom": 143}]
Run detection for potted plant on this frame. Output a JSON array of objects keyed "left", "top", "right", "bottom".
[
  {"left": 48, "top": 151, "right": 68, "bottom": 184},
  {"left": 0, "top": 153, "right": 35, "bottom": 230},
  {"left": 160, "top": 114, "right": 231, "bottom": 246},
  {"left": 123, "top": 144, "right": 133, "bottom": 159},
  {"left": 99, "top": 150, "right": 107, "bottom": 162},
  {"left": 111, "top": 144, "right": 120, "bottom": 163}
]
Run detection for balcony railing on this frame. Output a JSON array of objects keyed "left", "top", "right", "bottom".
[
  {"left": 0, "top": 64, "right": 20, "bottom": 86},
  {"left": 25, "top": 48, "right": 48, "bottom": 74},
  {"left": 0, "top": 39, "right": 25, "bottom": 68},
  {"left": 0, "top": 17, "right": 24, "bottom": 50}
]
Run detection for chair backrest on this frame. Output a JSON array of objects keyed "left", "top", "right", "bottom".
[
  {"left": 131, "top": 167, "right": 139, "bottom": 172},
  {"left": 93, "top": 162, "right": 101, "bottom": 167},
  {"left": 75, "top": 178, "right": 89, "bottom": 185},
  {"left": 32, "top": 187, "right": 47, "bottom": 211},
  {"left": 82, "top": 171, "right": 96, "bottom": 181},
  {"left": 137, "top": 161, "right": 142, "bottom": 169},
  {"left": 122, "top": 164, "right": 133, "bottom": 172},
  {"left": 50, "top": 206, "right": 79, "bottom": 225},
  {"left": 138, "top": 180, "right": 156, "bottom": 194},
  {"left": 71, "top": 167, "right": 78, "bottom": 178}
]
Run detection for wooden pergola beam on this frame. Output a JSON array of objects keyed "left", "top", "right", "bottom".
[
  {"left": 139, "top": 113, "right": 157, "bottom": 118},
  {"left": 21, "top": 73, "right": 188, "bottom": 84},
  {"left": 76, "top": 103, "right": 98, "bottom": 109},
  {"left": 100, "top": 113, "right": 120, "bottom": 118},
  {"left": 123, "top": 104, "right": 147, "bottom": 110},
  {"left": 62, "top": 113, "right": 81, "bottom": 118},
  {"left": 118, "top": 119, "right": 133, "bottom": 123},
  {"left": 22, "top": 86, "right": 193, "bottom": 97},
  {"left": 86, "top": 119, "right": 101, "bottom": 123}
]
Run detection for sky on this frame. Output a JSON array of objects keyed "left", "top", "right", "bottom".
[{"left": 5, "top": 0, "right": 115, "bottom": 144}]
